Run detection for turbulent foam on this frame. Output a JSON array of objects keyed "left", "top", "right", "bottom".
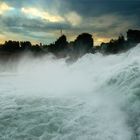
[{"left": 0, "top": 44, "right": 140, "bottom": 140}]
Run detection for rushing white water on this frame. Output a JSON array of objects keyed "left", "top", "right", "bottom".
[{"left": 0, "top": 44, "right": 140, "bottom": 140}]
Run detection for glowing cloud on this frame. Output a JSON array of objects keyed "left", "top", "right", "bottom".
[
  {"left": 0, "top": 2, "right": 13, "bottom": 15},
  {"left": 66, "top": 12, "right": 82, "bottom": 26},
  {"left": 21, "top": 7, "right": 64, "bottom": 23},
  {"left": 95, "top": 37, "right": 110, "bottom": 45},
  {"left": 94, "top": 34, "right": 111, "bottom": 46}
]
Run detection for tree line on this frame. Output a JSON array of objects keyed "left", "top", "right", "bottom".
[{"left": 0, "top": 29, "right": 140, "bottom": 60}]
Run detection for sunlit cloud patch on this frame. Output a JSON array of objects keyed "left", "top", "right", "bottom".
[
  {"left": 21, "top": 7, "right": 64, "bottom": 23},
  {"left": 0, "top": 2, "right": 14, "bottom": 15}
]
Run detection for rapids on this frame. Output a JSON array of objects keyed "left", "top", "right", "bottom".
[{"left": 0, "top": 44, "right": 140, "bottom": 140}]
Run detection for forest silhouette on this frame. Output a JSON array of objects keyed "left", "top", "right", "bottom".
[{"left": 0, "top": 29, "right": 140, "bottom": 61}]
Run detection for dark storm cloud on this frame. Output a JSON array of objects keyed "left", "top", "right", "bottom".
[
  {"left": 0, "top": 0, "right": 140, "bottom": 44},
  {"left": 53, "top": 0, "right": 140, "bottom": 40},
  {"left": 5, "top": 0, "right": 140, "bottom": 18},
  {"left": 0, "top": 14, "right": 72, "bottom": 43},
  {"left": 0, "top": 15, "right": 71, "bottom": 32},
  {"left": 62, "top": 0, "right": 140, "bottom": 17}
]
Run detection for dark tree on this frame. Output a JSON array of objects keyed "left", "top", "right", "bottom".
[
  {"left": 3, "top": 40, "right": 20, "bottom": 52},
  {"left": 47, "top": 35, "right": 68, "bottom": 57},
  {"left": 127, "top": 29, "right": 140, "bottom": 43},
  {"left": 20, "top": 41, "right": 32, "bottom": 51},
  {"left": 54, "top": 35, "right": 68, "bottom": 52},
  {"left": 0, "top": 29, "right": 140, "bottom": 59},
  {"left": 73, "top": 33, "right": 94, "bottom": 56}
]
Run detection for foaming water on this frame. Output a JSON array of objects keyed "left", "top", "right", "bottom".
[{"left": 0, "top": 44, "right": 140, "bottom": 140}]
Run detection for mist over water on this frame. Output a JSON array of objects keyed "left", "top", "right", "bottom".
[{"left": 0, "top": 45, "right": 140, "bottom": 140}]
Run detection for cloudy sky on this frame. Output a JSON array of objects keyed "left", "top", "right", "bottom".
[{"left": 0, "top": 0, "right": 140, "bottom": 45}]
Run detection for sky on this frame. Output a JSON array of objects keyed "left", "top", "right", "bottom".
[{"left": 0, "top": 0, "right": 140, "bottom": 45}]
